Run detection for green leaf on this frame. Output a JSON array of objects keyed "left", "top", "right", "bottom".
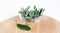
[
  {"left": 39, "top": 8, "right": 45, "bottom": 16},
  {"left": 34, "top": 5, "right": 37, "bottom": 11},
  {"left": 17, "top": 24, "right": 31, "bottom": 31},
  {"left": 20, "top": 8, "right": 24, "bottom": 12},
  {"left": 25, "top": 6, "right": 30, "bottom": 11},
  {"left": 30, "top": 11, "right": 39, "bottom": 18}
]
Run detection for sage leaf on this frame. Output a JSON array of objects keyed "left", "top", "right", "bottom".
[
  {"left": 25, "top": 6, "right": 30, "bottom": 11},
  {"left": 17, "top": 24, "right": 31, "bottom": 31},
  {"left": 39, "top": 8, "right": 45, "bottom": 16}
]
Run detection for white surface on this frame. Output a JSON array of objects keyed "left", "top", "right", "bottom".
[{"left": 0, "top": 0, "right": 60, "bottom": 22}]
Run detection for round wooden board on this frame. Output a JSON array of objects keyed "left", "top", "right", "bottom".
[{"left": 0, "top": 15, "right": 60, "bottom": 33}]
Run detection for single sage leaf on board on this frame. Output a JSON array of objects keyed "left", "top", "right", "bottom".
[{"left": 17, "top": 24, "right": 31, "bottom": 31}]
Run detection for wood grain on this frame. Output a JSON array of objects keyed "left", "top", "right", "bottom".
[{"left": 0, "top": 16, "right": 60, "bottom": 33}]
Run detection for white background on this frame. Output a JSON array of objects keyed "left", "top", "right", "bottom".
[{"left": 0, "top": 0, "right": 60, "bottom": 23}]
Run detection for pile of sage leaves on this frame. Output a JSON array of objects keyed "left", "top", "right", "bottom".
[{"left": 19, "top": 6, "right": 45, "bottom": 20}]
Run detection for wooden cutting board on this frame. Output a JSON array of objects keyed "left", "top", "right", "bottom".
[{"left": 0, "top": 16, "right": 60, "bottom": 33}]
